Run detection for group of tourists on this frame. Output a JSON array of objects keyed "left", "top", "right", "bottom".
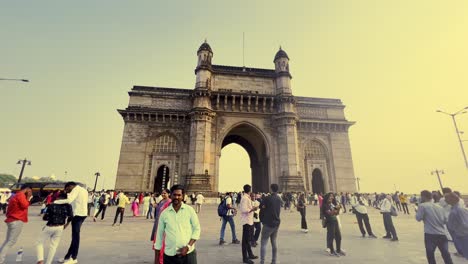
[
  {"left": 0, "top": 182, "right": 88, "bottom": 264},
  {"left": 0, "top": 182, "right": 466, "bottom": 264},
  {"left": 213, "top": 187, "right": 467, "bottom": 263},
  {"left": 215, "top": 184, "right": 282, "bottom": 264}
]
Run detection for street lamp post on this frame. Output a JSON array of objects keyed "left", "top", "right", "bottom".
[
  {"left": 0, "top": 78, "right": 29, "bottom": 82},
  {"left": 93, "top": 172, "right": 100, "bottom": 192},
  {"left": 16, "top": 158, "right": 31, "bottom": 183},
  {"left": 356, "top": 177, "right": 361, "bottom": 192},
  {"left": 437, "top": 107, "right": 468, "bottom": 168},
  {"left": 431, "top": 169, "right": 445, "bottom": 192}
]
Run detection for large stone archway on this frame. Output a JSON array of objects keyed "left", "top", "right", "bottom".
[
  {"left": 115, "top": 42, "right": 357, "bottom": 194},
  {"left": 219, "top": 123, "right": 269, "bottom": 193}
]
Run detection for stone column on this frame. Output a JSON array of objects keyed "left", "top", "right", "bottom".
[
  {"left": 274, "top": 98, "right": 304, "bottom": 192},
  {"left": 185, "top": 107, "right": 216, "bottom": 194}
]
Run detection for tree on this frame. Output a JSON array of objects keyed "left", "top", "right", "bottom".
[{"left": 0, "top": 173, "right": 17, "bottom": 187}]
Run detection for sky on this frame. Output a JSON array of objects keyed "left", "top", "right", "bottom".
[{"left": 1, "top": 1, "right": 467, "bottom": 193}]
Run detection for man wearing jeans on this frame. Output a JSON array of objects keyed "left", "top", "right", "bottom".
[
  {"left": 416, "top": 190, "right": 453, "bottom": 264},
  {"left": 55, "top": 182, "right": 88, "bottom": 264},
  {"left": 219, "top": 192, "right": 240, "bottom": 245},
  {"left": 259, "top": 184, "right": 282, "bottom": 264},
  {"left": 0, "top": 185, "right": 32, "bottom": 264}
]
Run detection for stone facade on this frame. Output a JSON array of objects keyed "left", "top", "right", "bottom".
[{"left": 115, "top": 42, "right": 357, "bottom": 195}]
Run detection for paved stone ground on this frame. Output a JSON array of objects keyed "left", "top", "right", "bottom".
[{"left": 0, "top": 204, "right": 465, "bottom": 264}]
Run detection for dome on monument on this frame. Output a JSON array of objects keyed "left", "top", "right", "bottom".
[
  {"left": 274, "top": 47, "right": 289, "bottom": 61},
  {"left": 197, "top": 41, "right": 213, "bottom": 53}
]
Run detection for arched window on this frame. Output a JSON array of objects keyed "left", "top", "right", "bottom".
[
  {"left": 154, "top": 135, "right": 178, "bottom": 153},
  {"left": 304, "top": 141, "right": 326, "bottom": 159}
]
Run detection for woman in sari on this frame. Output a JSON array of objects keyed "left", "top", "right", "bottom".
[
  {"left": 131, "top": 196, "right": 140, "bottom": 216},
  {"left": 151, "top": 189, "right": 172, "bottom": 264}
]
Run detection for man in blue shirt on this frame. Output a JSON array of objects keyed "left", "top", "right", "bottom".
[{"left": 415, "top": 190, "right": 453, "bottom": 264}]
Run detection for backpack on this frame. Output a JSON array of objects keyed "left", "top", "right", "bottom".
[
  {"left": 390, "top": 205, "right": 398, "bottom": 217},
  {"left": 217, "top": 198, "right": 229, "bottom": 217},
  {"left": 99, "top": 195, "right": 106, "bottom": 205}
]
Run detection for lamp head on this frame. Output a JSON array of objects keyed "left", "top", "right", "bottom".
[
  {"left": 21, "top": 79, "right": 29, "bottom": 82},
  {"left": 27, "top": 161, "right": 31, "bottom": 166},
  {"left": 17, "top": 160, "right": 22, "bottom": 165}
]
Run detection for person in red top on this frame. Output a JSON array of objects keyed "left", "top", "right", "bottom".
[
  {"left": 0, "top": 184, "right": 32, "bottom": 264},
  {"left": 138, "top": 192, "right": 144, "bottom": 204},
  {"left": 318, "top": 193, "right": 324, "bottom": 219},
  {"left": 46, "top": 192, "right": 54, "bottom": 205}
]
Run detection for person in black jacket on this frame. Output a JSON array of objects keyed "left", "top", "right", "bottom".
[
  {"left": 259, "top": 184, "right": 282, "bottom": 264},
  {"left": 36, "top": 192, "right": 73, "bottom": 264}
]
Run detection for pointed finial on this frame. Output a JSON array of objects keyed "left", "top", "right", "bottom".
[
  {"left": 204, "top": 38, "right": 207, "bottom": 43},
  {"left": 279, "top": 45, "right": 282, "bottom": 50}
]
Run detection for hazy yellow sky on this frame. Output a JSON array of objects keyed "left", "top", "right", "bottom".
[{"left": 1, "top": 1, "right": 467, "bottom": 193}]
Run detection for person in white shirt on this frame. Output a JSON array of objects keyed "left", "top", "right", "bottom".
[
  {"left": 250, "top": 193, "right": 261, "bottom": 247},
  {"left": 55, "top": 182, "right": 88, "bottom": 264},
  {"left": 0, "top": 192, "right": 9, "bottom": 214},
  {"left": 155, "top": 193, "right": 163, "bottom": 204},
  {"left": 380, "top": 194, "right": 398, "bottom": 241},
  {"left": 350, "top": 194, "right": 376, "bottom": 238},
  {"left": 313, "top": 193, "right": 318, "bottom": 206},
  {"left": 195, "top": 193, "right": 205, "bottom": 214},
  {"left": 239, "top": 185, "right": 258, "bottom": 264}
]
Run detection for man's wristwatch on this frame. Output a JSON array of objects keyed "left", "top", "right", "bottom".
[{"left": 186, "top": 244, "right": 194, "bottom": 251}]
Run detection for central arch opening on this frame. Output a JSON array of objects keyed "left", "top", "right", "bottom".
[
  {"left": 219, "top": 144, "right": 251, "bottom": 192},
  {"left": 218, "top": 124, "right": 269, "bottom": 193}
]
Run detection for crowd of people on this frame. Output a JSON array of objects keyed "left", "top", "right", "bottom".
[
  {"left": 0, "top": 183, "right": 466, "bottom": 264},
  {"left": 212, "top": 188, "right": 467, "bottom": 264}
]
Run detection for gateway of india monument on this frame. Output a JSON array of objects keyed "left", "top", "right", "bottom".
[{"left": 115, "top": 41, "right": 357, "bottom": 196}]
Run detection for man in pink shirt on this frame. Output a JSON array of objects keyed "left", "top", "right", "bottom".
[{"left": 239, "top": 185, "right": 258, "bottom": 264}]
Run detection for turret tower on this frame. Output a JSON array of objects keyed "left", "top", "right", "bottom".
[
  {"left": 186, "top": 41, "right": 216, "bottom": 194},
  {"left": 273, "top": 47, "right": 304, "bottom": 191}
]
